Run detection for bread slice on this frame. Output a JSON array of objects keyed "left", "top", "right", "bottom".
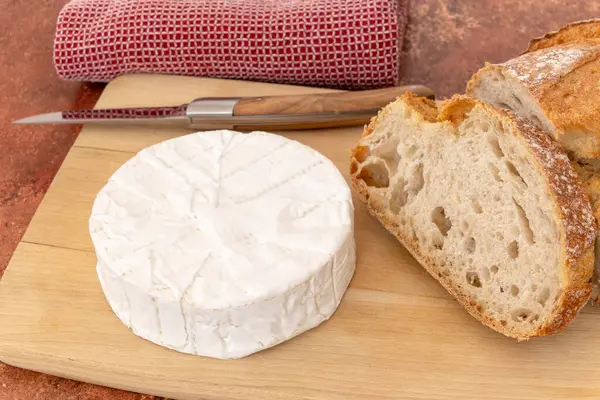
[
  {"left": 350, "top": 93, "right": 596, "bottom": 339},
  {"left": 466, "top": 42, "right": 600, "bottom": 161},
  {"left": 524, "top": 19, "right": 600, "bottom": 54}
]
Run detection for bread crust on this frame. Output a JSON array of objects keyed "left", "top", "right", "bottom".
[
  {"left": 467, "top": 42, "right": 600, "bottom": 160},
  {"left": 572, "top": 160, "right": 600, "bottom": 303},
  {"left": 523, "top": 19, "right": 600, "bottom": 54},
  {"left": 350, "top": 93, "right": 596, "bottom": 339}
]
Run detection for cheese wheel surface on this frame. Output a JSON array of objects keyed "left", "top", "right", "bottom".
[{"left": 90, "top": 130, "right": 355, "bottom": 359}]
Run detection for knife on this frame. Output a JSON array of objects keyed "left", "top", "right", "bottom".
[{"left": 13, "top": 85, "right": 434, "bottom": 131}]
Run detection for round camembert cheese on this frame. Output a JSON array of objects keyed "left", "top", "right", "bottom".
[{"left": 90, "top": 130, "right": 356, "bottom": 359}]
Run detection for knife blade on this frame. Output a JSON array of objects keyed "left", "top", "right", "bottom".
[{"left": 13, "top": 85, "right": 435, "bottom": 131}]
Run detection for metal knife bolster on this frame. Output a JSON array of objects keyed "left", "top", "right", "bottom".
[
  {"left": 185, "top": 98, "right": 380, "bottom": 129},
  {"left": 186, "top": 98, "right": 239, "bottom": 129}
]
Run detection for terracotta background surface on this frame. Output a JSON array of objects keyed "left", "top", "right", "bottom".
[{"left": 0, "top": 0, "right": 598, "bottom": 399}]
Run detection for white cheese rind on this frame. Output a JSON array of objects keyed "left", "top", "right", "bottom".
[{"left": 91, "top": 130, "right": 355, "bottom": 359}]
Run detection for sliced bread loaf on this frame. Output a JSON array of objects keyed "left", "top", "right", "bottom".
[
  {"left": 350, "top": 93, "right": 596, "bottom": 339},
  {"left": 466, "top": 39, "right": 600, "bottom": 301},
  {"left": 466, "top": 42, "right": 600, "bottom": 161}
]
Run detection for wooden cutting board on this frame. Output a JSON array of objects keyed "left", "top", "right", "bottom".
[{"left": 2, "top": 75, "right": 600, "bottom": 400}]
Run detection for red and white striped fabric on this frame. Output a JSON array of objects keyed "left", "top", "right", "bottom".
[{"left": 53, "top": 0, "right": 407, "bottom": 90}]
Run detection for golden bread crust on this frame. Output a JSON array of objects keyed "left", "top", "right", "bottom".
[
  {"left": 572, "top": 161, "right": 600, "bottom": 223},
  {"left": 402, "top": 92, "right": 439, "bottom": 122},
  {"left": 350, "top": 93, "right": 596, "bottom": 340},
  {"left": 524, "top": 19, "right": 600, "bottom": 54},
  {"left": 572, "top": 160, "right": 600, "bottom": 303},
  {"left": 436, "top": 94, "right": 476, "bottom": 126}
]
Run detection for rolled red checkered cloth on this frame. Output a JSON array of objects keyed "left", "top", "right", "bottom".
[{"left": 53, "top": 0, "right": 407, "bottom": 90}]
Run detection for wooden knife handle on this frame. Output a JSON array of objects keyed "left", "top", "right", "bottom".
[{"left": 232, "top": 85, "right": 435, "bottom": 117}]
